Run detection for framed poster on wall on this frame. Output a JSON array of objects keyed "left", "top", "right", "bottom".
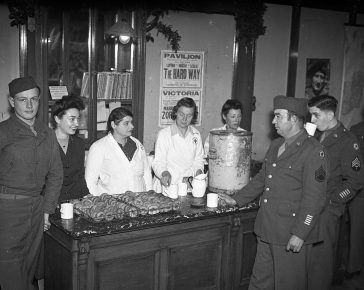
[
  {"left": 305, "top": 58, "right": 330, "bottom": 100},
  {"left": 159, "top": 50, "right": 205, "bottom": 127}
]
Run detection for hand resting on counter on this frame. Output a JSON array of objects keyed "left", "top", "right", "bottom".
[{"left": 218, "top": 193, "right": 237, "bottom": 206}]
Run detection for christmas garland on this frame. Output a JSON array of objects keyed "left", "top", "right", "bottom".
[
  {"left": 145, "top": 9, "right": 181, "bottom": 52},
  {"left": 8, "top": 0, "right": 266, "bottom": 49},
  {"left": 234, "top": 0, "right": 267, "bottom": 41},
  {"left": 8, "top": 0, "right": 35, "bottom": 28}
]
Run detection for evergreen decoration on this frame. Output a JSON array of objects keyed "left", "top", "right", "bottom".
[
  {"left": 145, "top": 9, "right": 182, "bottom": 52},
  {"left": 234, "top": 0, "right": 267, "bottom": 41},
  {"left": 7, "top": 0, "right": 266, "bottom": 48},
  {"left": 8, "top": 0, "right": 35, "bottom": 28}
]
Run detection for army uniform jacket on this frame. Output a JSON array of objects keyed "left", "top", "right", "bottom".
[
  {"left": 350, "top": 121, "right": 364, "bottom": 197},
  {"left": 234, "top": 130, "right": 328, "bottom": 245},
  {"left": 321, "top": 122, "right": 364, "bottom": 210},
  {"left": 0, "top": 115, "right": 63, "bottom": 213}
]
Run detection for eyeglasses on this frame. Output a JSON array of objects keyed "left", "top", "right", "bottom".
[{"left": 14, "top": 96, "right": 40, "bottom": 105}]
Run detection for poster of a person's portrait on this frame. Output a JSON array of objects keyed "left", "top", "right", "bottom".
[{"left": 305, "top": 58, "right": 330, "bottom": 99}]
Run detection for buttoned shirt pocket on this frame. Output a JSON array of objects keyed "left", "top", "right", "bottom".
[
  {"left": 279, "top": 162, "right": 302, "bottom": 184},
  {"left": 0, "top": 151, "right": 14, "bottom": 178}
]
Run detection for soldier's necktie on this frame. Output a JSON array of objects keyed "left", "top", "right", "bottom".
[
  {"left": 320, "top": 132, "right": 326, "bottom": 143},
  {"left": 277, "top": 142, "right": 287, "bottom": 157}
]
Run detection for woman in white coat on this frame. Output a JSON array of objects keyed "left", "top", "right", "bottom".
[
  {"left": 85, "top": 107, "right": 152, "bottom": 195},
  {"left": 152, "top": 97, "right": 205, "bottom": 195}
]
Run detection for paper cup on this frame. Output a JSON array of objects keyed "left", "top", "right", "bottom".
[
  {"left": 207, "top": 193, "right": 218, "bottom": 208},
  {"left": 305, "top": 122, "right": 317, "bottom": 136},
  {"left": 169, "top": 184, "right": 178, "bottom": 199},
  {"left": 178, "top": 182, "right": 188, "bottom": 196},
  {"left": 60, "top": 203, "right": 74, "bottom": 219},
  {"left": 163, "top": 184, "right": 178, "bottom": 199}
]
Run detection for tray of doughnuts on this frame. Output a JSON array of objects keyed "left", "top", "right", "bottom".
[{"left": 71, "top": 191, "right": 180, "bottom": 222}]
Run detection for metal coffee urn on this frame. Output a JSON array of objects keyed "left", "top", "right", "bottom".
[{"left": 208, "top": 130, "right": 252, "bottom": 195}]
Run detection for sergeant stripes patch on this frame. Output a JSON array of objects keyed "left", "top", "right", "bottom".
[
  {"left": 339, "top": 189, "right": 350, "bottom": 199},
  {"left": 304, "top": 215, "right": 313, "bottom": 226}
]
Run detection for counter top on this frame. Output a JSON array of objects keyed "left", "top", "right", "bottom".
[{"left": 49, "top": 195, "right": 258, "bottom": 239}]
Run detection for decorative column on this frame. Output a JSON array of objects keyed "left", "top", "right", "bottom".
[
  {"left": 19, "top": 24, "right": 27, "bottom": 77},
  {"left": 231, "top": 1, "right": 266, "bottom": 131},
  {"left": 232, "top": 36, "right": 256, "bottom": 131},
  {"left": 286, "top": 1, "right": 301, "bottom": 97}
]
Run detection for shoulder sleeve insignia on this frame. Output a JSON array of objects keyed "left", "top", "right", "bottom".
[
  {"left": 354, "top": 143, "right": 359, "bottom": 150},
  {"left": 352, "top": 156, "right": 361, "bottom": 171},
  {"left": 320, "top": 151, "right": 325, "bottom": 158},
  {"left": 315, "top": 165, "right": 326, "bottom": 182}
]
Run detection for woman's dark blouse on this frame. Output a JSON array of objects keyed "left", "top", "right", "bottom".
[{"left": 58, "top": 135, "right": 89, "bottom": 202}]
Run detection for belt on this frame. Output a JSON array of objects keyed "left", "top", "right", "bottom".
[{"left": 0, "top": 193, "right": 31, "bottom": 200}]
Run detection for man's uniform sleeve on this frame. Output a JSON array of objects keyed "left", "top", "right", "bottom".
[
  {"left": 291, "top": 145, "right": 328, "bottom": 240},
  {"left": 233, "top": 157, "right": 267, "bottom": 206},
  {"left": 330, "top": 138, "right": 364, "bottom": 205}
]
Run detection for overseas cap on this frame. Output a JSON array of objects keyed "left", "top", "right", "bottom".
[
  {"left": 9, "top": 76, "right": 40, "bottom": 97},
  {"left": 273, "top": 95, "right": 308, "bottom": 117}
]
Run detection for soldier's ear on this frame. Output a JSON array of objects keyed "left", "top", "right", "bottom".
[
  {"left": 8, "top": 96, "right": 15, "bottom": 108},
  {"left": 291, "top": 114, "right": 298, "bottom": 124},
  {"left": 327, "top": 111, "right": 335, "bottom": 120}
]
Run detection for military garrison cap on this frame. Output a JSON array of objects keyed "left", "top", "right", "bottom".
[
  {"left": 9, "top": 76, "right": 40, "bottom": 97},
  {"left": 274, "top": 95, "right": 308, "bottom": 117}
]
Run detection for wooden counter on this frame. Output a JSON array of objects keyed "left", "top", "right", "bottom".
[{"left": 45, "top": 196, "right": 258, "bottom": 290}]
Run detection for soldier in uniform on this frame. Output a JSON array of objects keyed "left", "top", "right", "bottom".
[
  {"left": 347, "top": 120, "right": 364, "bottom": 284},
  {"left": 0, "top": 77, "right": 63, "bottom": 290},
  {"left": 219, "top": 95, "right": 328, "bottom": 290},
  {"left": 307, "top": 95, "right": 364, "bottom": 290}
]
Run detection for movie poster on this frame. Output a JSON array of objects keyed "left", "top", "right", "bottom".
[{"left": 159, "top": 50, "right": 205, "bottom": 126}]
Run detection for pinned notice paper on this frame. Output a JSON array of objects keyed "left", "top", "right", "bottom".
[
  {"left": 108, "top": 101, "right": 121, "bottom": 112},
  {"left": 49, "top": 86, "right": 68, "bottom": 100}
]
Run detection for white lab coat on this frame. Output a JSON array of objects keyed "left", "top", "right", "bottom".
[
  {"left": 152, "top": 123, "right": 205, "bottom": 193},
  {"left": 204, "top": 125, "right": 246, "bottom": 160},
  {"left": 85, "top": 133, "right": 152, "bottom": 195}
]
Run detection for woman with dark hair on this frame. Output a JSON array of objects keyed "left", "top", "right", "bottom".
[
  {"left": 51, "top": 95, "right": 89, "bottom": 202},
  {"left": 152, "top": 97, "right": 204, "bottom": 196},
  {"left": 204, "top": 99, "right": 246, "bottom": 159},
  {"left": 85, "top": 107, "right": 152, "bottom": 195}
]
